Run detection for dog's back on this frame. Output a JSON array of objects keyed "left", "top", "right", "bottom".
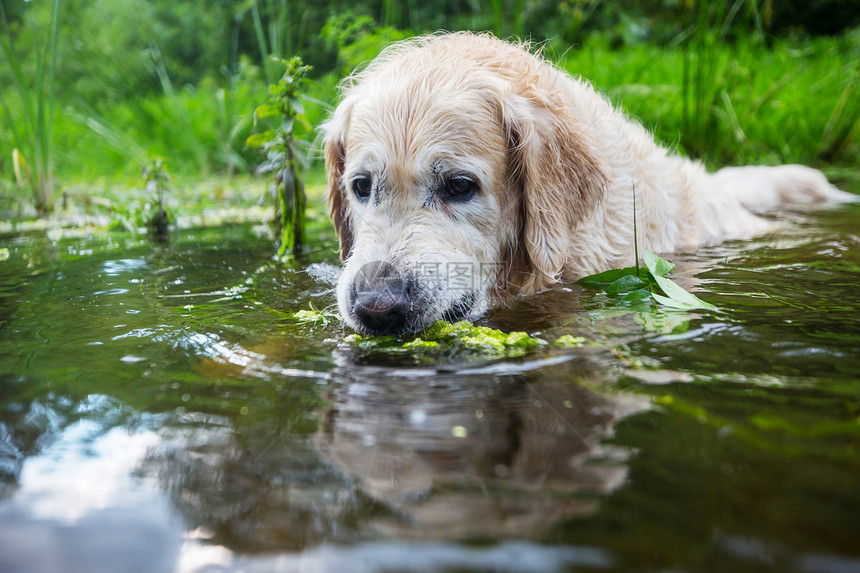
[{"left": 713, "top": 164, "right": 853, "bottom": 212}]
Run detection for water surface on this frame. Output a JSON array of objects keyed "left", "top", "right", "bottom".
[{"left": 1, "top": 202, "right": 859, "bottom": 572}]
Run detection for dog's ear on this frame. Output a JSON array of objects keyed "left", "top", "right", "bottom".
[
  {"left": 503, "top": 91, "right": 607, "bottom": 290},
  {"left": 323, "top": 100, "right": 355, "bottom": 260}
]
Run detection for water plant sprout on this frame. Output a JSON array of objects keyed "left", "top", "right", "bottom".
[{"left": 247, "top": 56, "right": 312, "bottom": 257}]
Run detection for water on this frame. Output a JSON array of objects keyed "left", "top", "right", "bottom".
[{"left": 1, "top": 202, "right": 859, "bottom": 573}]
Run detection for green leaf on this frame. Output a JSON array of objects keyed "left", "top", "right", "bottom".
[
  {"left": 606, "top": 273, "right": 649, "bottom": 295},
  {"left": 643, "top": 250, "right": 675, "bottom": 277},
  {"left": 254, "top": 103, "right": 282, "bottom": 120},
  {"left": 578, "top": 266, "right": 640, "bottom": 289},
  {"left": 622, "top": 288, "right": 653, "bottom": 303},
  {"left": 651, "top": 274, "right": 717, "bottom": 311},
  {"left": 280, "top": 117, "right": 294, "bottom": 135},
  {"left": 245, "top": 130, "right": 275, "bottom": 148},
  {"left": 580, "top": 251, "right": 716, "bottom": 313}
]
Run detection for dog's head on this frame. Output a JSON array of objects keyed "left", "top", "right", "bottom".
[{"left": 323, "top": 33, "right": 606, "bottom": 335}]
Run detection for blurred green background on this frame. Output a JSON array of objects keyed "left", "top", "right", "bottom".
[{"left": 2, "top": 0, "right": 859, "bottom": 218}]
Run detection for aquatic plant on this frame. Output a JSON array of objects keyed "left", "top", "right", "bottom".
[
  {"left": 142, "top": 159, "right": 171, "bottom": 243},
  {"left": 292, "top": 306, "right": 589, "bottom": 359},
  {"left": 0, "top": 0, "right": 61, "bottom": 215},
  {"left": 103, "top": 159, "right": 173, "bottom": 240},
  {"left": 290, "top": 250, "right": 714, "bottom": 356},
  {"left": 579, "top": 184, "right": 715, "bottom": 315},
  {"left": 578, "top": 250, "right": 717, "bottom": 312},
  {"left": 342, "top": 320, "right": 550, "bottom": 358},
  {"left": 292, "top": 306, "right": 340, "bottom": 326},
  {"left": 247, "top": 56, "right": 312, "bottom": 257}
]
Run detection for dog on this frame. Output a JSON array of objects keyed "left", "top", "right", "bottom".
[{"left": 323, "top": 32, "right": 852, "bottom": 336}]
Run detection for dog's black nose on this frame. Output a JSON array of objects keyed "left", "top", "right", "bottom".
[{"left": 352, "top": 262, "right": 415, "bottom": 335}]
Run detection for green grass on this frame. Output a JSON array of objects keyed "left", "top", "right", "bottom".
[
  {"left": 73, "top": 33, "right": 860, "bottom": 181},
  {"left": 558, "top": 34, "right": 860, "bottom": 172},
  {"left": 0, "top": 0, "right": 61, "bottom": 214},
  {"left": 45, "top": 69, "right": 335, "bottom": 185},
  {"left": 2, "top": 28, "right": 859, "bottom": 219}
]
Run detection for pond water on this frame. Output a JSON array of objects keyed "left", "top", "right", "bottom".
[{"left": 1, "top": 199, "right": 859, "bottom": 573}]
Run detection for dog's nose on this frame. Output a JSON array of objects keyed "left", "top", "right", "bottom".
[{"left": 352, "top": 262, "right": 415, "bottom": 335}]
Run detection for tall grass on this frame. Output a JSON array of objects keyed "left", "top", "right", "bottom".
[
  {"left": 247, "top": 0, "right": 294, "bottom": 86},
  {"left": 4, "top": 2, "right": 858, "bottom": 198},
  {"left": 0, "top": 0, "right": 61, "bottom": 215},
  {"left": 561, "top": 34, "right": 860, "bottom": 171},
  {"left": 69, "top": 55, "right": 271, "bottom": 181},
  {"left": 478, "top": 0, "right": 526, "bottom": 38},
  {"left": 148, "top": 46, "right": 211, "bottom": 174},
  {"left": 672, "top": 0, "right": 859, "bottom": 169},
  {"left": 819, "top": 60, "right": 860, "bottom": 162},
  {"left": 681, "top": 0, "right": 766, "bottom": 164}
]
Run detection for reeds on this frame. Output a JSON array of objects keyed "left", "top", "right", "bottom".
[
  {"left": 819, "top": 61, "right": 860, "bottom": 162},
  {"left": 681, "top": 0, "right": 766, "bottom": 164},
  {"left": 3, "top": 1, "right": 857, "bottom": 193},
  {"left": 1, "top": 0, "right": 61, "bottom": 215},
  {"left": 560, "top": 4, "right": 858, "bottom": 172},
  {"left": 680, "top": 0, "right": 859, "bottom": 168},
  {"left": 248, "top": 0, "right": 294, "bottom": 86}
]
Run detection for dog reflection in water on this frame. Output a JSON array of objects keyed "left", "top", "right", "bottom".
[
  {"left": 178, "top": 335, "right": 646, "bottom": 546},
  {"left": 317, "top": 352, "right": 647, "bottom": 538}
]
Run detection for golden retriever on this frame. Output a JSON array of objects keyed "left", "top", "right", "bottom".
[{"left": 323, "top": 32, "right": 851, "bottom": 335}]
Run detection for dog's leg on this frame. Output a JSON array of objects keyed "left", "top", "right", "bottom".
[{"left": 713, "top": 165, "right": 855, "bottom": 212}]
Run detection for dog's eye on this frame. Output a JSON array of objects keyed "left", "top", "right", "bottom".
[
  {"left": 444, "top": 176, "right": 478, "bottom": 201},
  {"left": 352, "top": 176, "right": 372, "bottom": 200}
]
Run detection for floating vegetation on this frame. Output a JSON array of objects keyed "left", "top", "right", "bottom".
[
  {"left": 292, "top": 307, "right": 340, "bottom": 325},
  {"left": 553, "top": 334, "right": 588, "bottom": 348},
  {"left": 290, "top": 306, "right": 592, "bottom": 359},
  {"left": 343, "top": 320, "right": 565, "bottom": 359},
  {"left": 289, "top": 252, "right": 711, "bottom": 354},
  {"left": 579, "top": 250, "right": 717, "bottom": 312}
]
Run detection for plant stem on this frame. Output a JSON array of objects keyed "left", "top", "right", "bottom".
[{"left": 633, "top": 181, "right": 640, "bottom": 276}]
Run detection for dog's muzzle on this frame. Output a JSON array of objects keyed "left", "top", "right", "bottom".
[{"left": 351, "top": 261, "right": 417, "bottom": 335}]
